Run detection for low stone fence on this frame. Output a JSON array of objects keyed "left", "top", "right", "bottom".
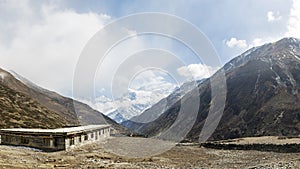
[{"left": 200, "top": 142, "right": 300, "bottom": 153}]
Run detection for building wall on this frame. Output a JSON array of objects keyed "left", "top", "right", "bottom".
[
  {"left": 65, "top": 127, "right": 110, "bottom": 150},
  {"left": 0, "top": 126, "right": 111, "bottom": 151},
  {"left": 0, "top": 134, "right": 66, "bottom": 151}
]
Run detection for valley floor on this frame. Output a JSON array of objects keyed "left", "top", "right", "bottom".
[{"left": 0, "top": 136, "right": 299, "bottom": 169}]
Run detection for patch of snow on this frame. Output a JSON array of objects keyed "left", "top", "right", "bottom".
[
  {"left": 283, "top": 67, "right": 298, "bottom": 95},
  {"left": 254, "top": 73, "right": 261, "bottom": 95},
  {"left": 84, "top": 84, "right": 177, "bottom": 123},
  {"left": 290, "top": 51, "right": 300, "bottom": 60},
  {"left": 291, "top": 38, "right": 298, "bottom": 43},
  {"left": 270, "top": 65, "right": 284, "bottom": 86},
  {"left": 242, "top": 47, "right": 258, "bottom": 57},
  {"left": 0, "top": 72, "right": 8, "bottom": 81}
]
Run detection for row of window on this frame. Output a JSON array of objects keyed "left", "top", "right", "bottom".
[
  {"left": 2, "top": 135, "right": 29, "bottom": 144},
  {"left": 69, "top": 129, "right": 109, "bottom": 146},
  {"left": 1, "top": 129, "right": 109, "bottom": 147}
]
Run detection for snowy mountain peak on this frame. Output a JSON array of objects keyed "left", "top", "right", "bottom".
[
  {"left": 88, "top": 82, "right": 178, "bottom": 123},
  {"left": 276, "top": 37, "right": 300, "bottom": 45},
  {"left": 224, "top": 37, "right": 300, "bottom": 72}
]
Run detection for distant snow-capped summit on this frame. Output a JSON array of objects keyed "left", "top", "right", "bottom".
[{"left": 89, "top": 83, "right": 178, "bottom": 123}]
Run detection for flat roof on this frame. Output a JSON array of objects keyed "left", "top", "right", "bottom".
[{"left": 0, "top": 125, "right": 110, "bottom": 135}]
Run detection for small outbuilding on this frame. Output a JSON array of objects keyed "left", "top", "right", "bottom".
[{"left": 0, "top": 125, "right": 110, "bottom": 151}]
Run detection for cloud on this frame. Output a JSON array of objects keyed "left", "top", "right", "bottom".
[
  {"left": 267, "top": 11, "right": 282, "bottom": 22},
  {"left": 0, "top": 1, "right": 111, "bottom": 96},
  {"left": 129, "top": 69, "right": 177, "bottom": 92},
  {"left": 251, "top": 38, "right": 263, "bottom": 46},
  {"left": 248, "top": 37, "right": 276, "bottom": 48},
  {"left": 226, "top": 37, "right": 277, "bottom": 50},
  {"left": 92, "top": 34, "right": 200, "bottom": 98},
  {"left": 225, "top": 37, "right": 248, "bottom": 48},
  {"left": 83, "top": 69, "right": 178, "bottom": 116},
  {"left": 286, "top": 0, "right": 300, "bottom": 38},
  {"left": 177, "top": 64, "right": 219, "bottom": 80},
  {"left": 2, "top": 0, "right": 293, "bottom": 100},
  {"left": 0, "top": 1, "right": 201, "bottom": 99}
]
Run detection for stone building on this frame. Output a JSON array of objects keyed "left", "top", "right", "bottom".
[{"left": 0, "top": 125, "right": 110, "bottom": 151}]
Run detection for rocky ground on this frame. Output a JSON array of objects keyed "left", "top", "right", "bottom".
[{"left": 0, "top": 136, "right": 299, "bottom": 168}]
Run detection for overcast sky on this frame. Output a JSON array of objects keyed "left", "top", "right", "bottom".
[{"left": 0, "top": 0, "right": 299, "bottom": 98}]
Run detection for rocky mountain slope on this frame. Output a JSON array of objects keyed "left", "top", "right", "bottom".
[
  {"left": 0, "top": 69, "right": 68, "bottom": 128},
  {"left": 123, "top": 37, "right": 300, "bottom": 141},
  {"left": 0, "top": 68, "right": 127, "bottom": 133}
]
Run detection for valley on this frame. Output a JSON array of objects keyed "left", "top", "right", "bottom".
[
  {"left": 1, "top": 1, "right": 300, "bottom": 168},
  {"left": 0, "top": 37, "right": 300, "bottom": 168}
]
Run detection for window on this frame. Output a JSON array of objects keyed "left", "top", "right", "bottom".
[
  {"left": 91, "top": 133, "right": 94, "bottom": 139},
  {"left": 84, "top": 134, "right": 88, "bottom": 141},
  {"left": 69, "top": 137, "right": 75, "bottom": 145},
  {"left": 3, "top": 135, "right": 11, "bottom": 142},
  {"left": 21, "top": 137, "right": 29, "bottom": 144},
  {"left": 54, "top": 138, "right": 59, "bottom": 147},
  {"left": 43, "top": 138, "right": 50, "bottom": 146},
  {"left": 78, "top": 136, "right": 82, "bottom": 143}
]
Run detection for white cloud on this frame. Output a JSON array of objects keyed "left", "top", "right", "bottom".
[
  {"left": 129, "top": 69, "right": 177, "bottom": 92},
  {"left": 286, "top": 0, "right": 300, "bottom": 38},
  {"left": 0, "top": 1, "right": 197, "bottom": 100},
  {"left": 83, "top": 69, "right": 178, "bottom": 119},
  {"left": 226, "top": 37, "right": 277, "bottom": 50},
  {"left": 251, "top": 38, "right": 263, "bottom": 46},
  {"left": 248, "top": 38, "right": 276, "bottom": 48},
  {"left": 177, "top": 64, "right": 219, "bottom": 80},
  {"left": 0, "top": 1, "right": 111, "bottom": 96},
  {"left": 225, "top": 37, "right": 248, "bottom": 48},
  {"left": 93, "top": 35, "right": 196, "bottom": 98},
  {"left": 267, "top": 11, "right": 282, "bottom": 22}
]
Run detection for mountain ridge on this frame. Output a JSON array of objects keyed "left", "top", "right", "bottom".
[
  {"left": 0, "top": 68, "right": 130, "bottom": 134},
  {"left": 123, "top": 37, "right": 300, "bottom": 142}
]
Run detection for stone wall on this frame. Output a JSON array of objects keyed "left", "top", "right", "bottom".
[
  {"left": 200, "top": 142, "right": 300, "bottom": 153},
  {"left": 65, "top": 127, "right": 110, "bottom": 150},
  {"left": 0, "top": 134, "right": 65, "bottom": 151},
  {"left": 0, "top": 126, "right": 111, "bottom": 151}
]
